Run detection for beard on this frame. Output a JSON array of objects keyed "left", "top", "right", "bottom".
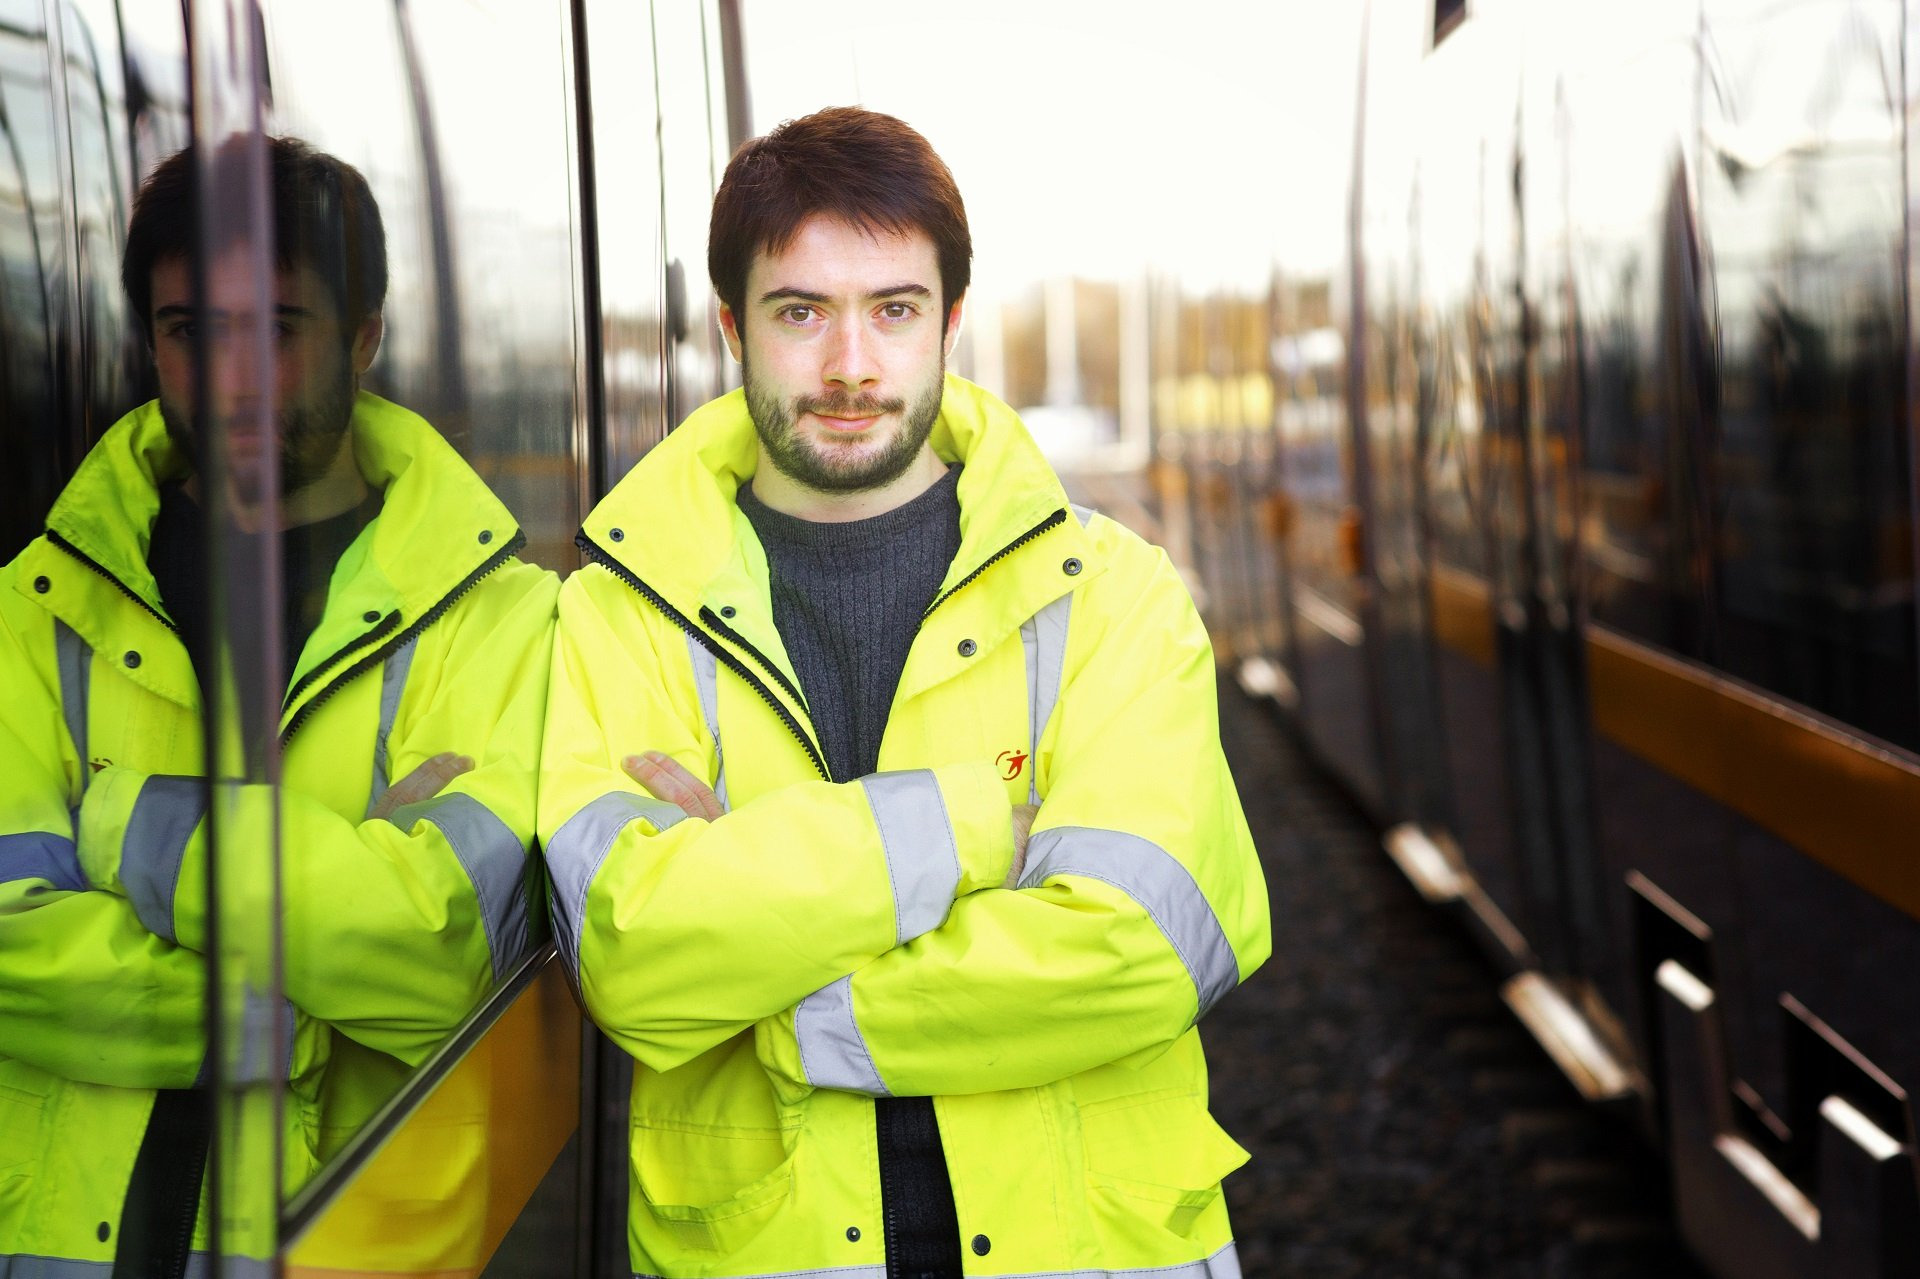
[
  {"left": 744, "top": 355, "right": 945, "bottom": 495},
  {"left": 160, "top": 359, "right": 357, "bottom": 501}
]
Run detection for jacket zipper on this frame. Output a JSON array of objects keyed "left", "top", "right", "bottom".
[
  {"left": 281, "top": 608, "right": 401, "bottom": 714},
  {"left": 920, "top": 507, "right": 1068, "bottom": 622},
  {"left": 279, "top": 532, "right": 525, "bottom": 746},
  {"left": 698, "top": 604, "right": 811, "bottom": 718},
  {"left": 48, "top": 529, "right": 181, "bottom": 633},
  {"left": 576, "top": 530, "right": 831, "bottom": 782}
]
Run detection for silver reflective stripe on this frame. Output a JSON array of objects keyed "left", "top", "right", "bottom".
[
  {"left": 121, "top": 776, "right": 207, "bottom": 943},
  {"left": 794, "top": 973, "right": 888, "bottom": 1096},
  {"left": 1018, "top": 827, "right": 1239, "bottom": 1016},
  {"left": 54, "top": 620, "right": 90, "bottom": 767},
  {"left": 546, "top": 791, "right": 687, "bottom": 979},
  {"left": 860, "top": 771, "right": 960, "bottom": 945},
  {"left": 1018, "top": 594, "right": 1073, "bottom": 805},
  {"left": 0, "top": 1253, "right": 213, "bottom": 1277},
  {"left": 364, "top": 637, "right": 419, "bottom": 818},
  {"left": 631, "top": 1242, "right": 1237, "bottom": 1279},
  {"left": 0, "top": 832, "right": 85, "bottom": 892},
  {"left": 386, "top": 792, "right": 528, "bottom": 981},
  {"left": 226, "top": 992, "right": 296, "bottom": 1086},
  {"left": 686, "top": 633, "right": 729, "bottom": 811}
]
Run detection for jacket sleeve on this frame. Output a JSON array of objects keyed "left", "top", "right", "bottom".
[
  {"left": 754, "top": 543, "right": 1271, "bottom": 1098},
  {"left": 0, "top": 589, "right": 206, "bottom": 1089},
  {"left": 539, "top": 569, "right": 1016, "bottom": 1075},
  {"left": 77, "top": 563, "right": 559, "bottom": 1068}
]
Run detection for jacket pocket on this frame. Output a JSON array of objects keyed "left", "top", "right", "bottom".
[
  {"left": 632, "top": 1121, "right": 795, "bottom": 1256},
  {"left": 1081, "top": 1090, "right": 1249, "bottom": 1239}
]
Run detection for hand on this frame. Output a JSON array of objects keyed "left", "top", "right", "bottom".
[
  {"left": 370, "top": 752, "right": 473, "bottom": 822},
  {"left": 623, "top": 751, "right": 724, "bottom": 822},
  {"left": 1006, "top": 803, "right": 1038, "bottom": 888}
]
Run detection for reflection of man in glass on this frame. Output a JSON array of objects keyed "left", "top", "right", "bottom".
[{"left": 0, "top": 136, "right": 555, "bottom": 1272}]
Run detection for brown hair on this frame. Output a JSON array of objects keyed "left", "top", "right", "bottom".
[
  {"left": 708, "top": 107, "right": 971, "bottom": 331},
  {"left": 123, "top": 135, "right": 387, "bottom": 340}
]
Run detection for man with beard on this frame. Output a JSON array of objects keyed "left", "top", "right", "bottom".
[
  {"left": 541, "top": 107, "right": 1270, "bottom": 1279},
  {"left": 0, "top": 136, "right": 555, "bottom": 1273}
]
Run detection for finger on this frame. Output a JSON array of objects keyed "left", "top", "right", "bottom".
[
  {"left": 622, "top": 751, "right": 724, "bottom": 821},
  {"left": 378, "top": 752, "right": 473, "bottom": 816},
  {"left": 623, "top": 751, "right": 724, "bottom": 820},
  {"left": 384, "top": 754, "right": 449, "bottom": 809}
]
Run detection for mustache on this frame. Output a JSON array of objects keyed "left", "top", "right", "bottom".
[{"left": 799, "top": 392, "right": 904, "bottom": 418}]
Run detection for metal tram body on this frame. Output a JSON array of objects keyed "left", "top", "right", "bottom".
[
  {"left": 2, "top": 0, "right": 741, "bottom": 1272},
  {"left": 1185, "top": 1, "right": 1920, "bottom": 1274}
]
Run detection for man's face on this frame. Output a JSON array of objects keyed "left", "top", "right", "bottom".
[
  {"left": 720, "top": 215, "right": 962, "bottom": 494},
  {"left": 150, "top": 248, "right": 379, "bottom": 502}
]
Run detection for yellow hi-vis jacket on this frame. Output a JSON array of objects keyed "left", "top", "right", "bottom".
[
  {"left": 0, "top": 392, "right": 556, "bottom": 1268},
  {"left": 540, "top": 374, "right": 1271, "bottom": 1278}
]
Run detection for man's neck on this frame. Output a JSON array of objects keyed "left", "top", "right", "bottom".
[
  {"left": 749, "top": 444, "right": 947, "bottom": 524},
  {"left": 281, "top": 435, "right": 369, "bottom": 529},
  {"left": 181, "top": 431, "right": 368, "bottom": 532}
]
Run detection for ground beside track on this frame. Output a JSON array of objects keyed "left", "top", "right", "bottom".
[{"left": 1207, "top": 682, "right": 1708, "bottom": 1279}]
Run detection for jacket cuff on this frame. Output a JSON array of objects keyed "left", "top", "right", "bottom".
[
  {"left": 78, "top": 766, "right": 209, "bottom": 948},
  {"left": 932, "top": 761, "right": 1014, "bottom": 896}
]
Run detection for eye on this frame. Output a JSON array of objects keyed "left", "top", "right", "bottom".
[
  {"left": 778, "top": 304, "right": 818, "bottom": 325},
  {"left": 878, "top": 302, "right": 917, "bottom": 321}
]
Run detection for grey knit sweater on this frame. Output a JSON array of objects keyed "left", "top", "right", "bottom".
[{"left": 737, "top": 466, "right": 963, "bottom": 781}]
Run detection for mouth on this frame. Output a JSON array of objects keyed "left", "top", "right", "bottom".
[{"left": 806, "top": 410, "right": 885, "bottom": 434}]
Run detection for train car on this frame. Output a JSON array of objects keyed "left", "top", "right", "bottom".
[
  {"left": 0, "top": 0, "right": 741, "bottom": 1272},
  {"left": 1190, "top": 1, "right": 1920, "bottom": 1275}
]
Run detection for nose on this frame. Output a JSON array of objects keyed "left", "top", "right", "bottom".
[
  {"left": 823, "top": 319, "right": 879, "bottom": 392},
  {"left": 210, "top": 331, "right": 270, "bottom": 420}
]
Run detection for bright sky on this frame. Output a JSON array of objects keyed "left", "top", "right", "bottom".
[{"left": 739, "top": 2, "right": 1364, "bottom": 299}]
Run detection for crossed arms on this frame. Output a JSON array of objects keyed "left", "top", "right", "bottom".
[{"left": 540, "top": 545, "right": 1270, "bottom": 1099}]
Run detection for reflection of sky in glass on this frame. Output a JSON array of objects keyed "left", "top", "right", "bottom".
[{"left": 740, "top": 0, "right": 1364, "bottom": 296}]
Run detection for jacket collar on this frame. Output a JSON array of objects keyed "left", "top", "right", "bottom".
[
  {"left": 585, "top": 373, "right": 1087, "bottom": 612},
  {"left": 24, "top": 391, "right": 517, "bottom": 706}
]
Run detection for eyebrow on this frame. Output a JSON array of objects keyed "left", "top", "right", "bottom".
[
  {"left": 758, "top": 283, "right": 934, "bottom": 305},
  {"left": 153, "top": 303, "right": 316, "bottom": 322}
]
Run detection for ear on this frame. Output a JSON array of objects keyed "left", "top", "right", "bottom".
[
  {"left": 943, "top": 292, "right": 966, "bottom": 358},
  {"left": 718, "top": 304, "right": 743, "bottom": 362},
  {"left": 350, "top": 312, "right": 384, "bottom": 375}
]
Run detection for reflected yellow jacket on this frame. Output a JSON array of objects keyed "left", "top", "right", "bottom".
[
  {"left": 0, "top": 393, "right": 556, "bottom": 1266},
  {"left": 540, "top": 375, "right": 1270, "bottom": 1278}
]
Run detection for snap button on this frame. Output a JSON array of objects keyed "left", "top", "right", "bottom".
[
  {"left": 33, "top": 575, "right": 50, "bottom": 593},
  {"left": 972, "top": 1234, "right": 991, "bottom": 1256},
  {"left": 1062, "top": 557, "right": 1083, "bottom": 576},
  {"left": 957, "top": 638, "right": 977, "bottom": 658},
  {"left": 609, "top": 527, "right": 625, "bottom": 542},
  {"left": 845, "top": 1226, "right": 861, "bottom": 1242},
  {"left": 363, "top": 610, "right": 380, "bottom": 623},
  {"left": 478, "top": 529, "right": 494, "bottom": 545},
  {"left": 97, "top": 1221, "right": 111, "bottom": 1242},
  {"left": 124, "top": 651, "right": 142, "bottom": 669},
  {"left": 721, "top": 605, "right": 737, "bottom": 619}
]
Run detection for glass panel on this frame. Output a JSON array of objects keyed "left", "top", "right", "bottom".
[
  {"left": 0, "top": 0, "right": 76, "bottom": 558},
  {"left": 580, "top": 0, "right": 668, "bottom": 483},
  {"left": 230, "top": 0, "right": 582, "bottom": 1212},
  {"left": 654, "top": 0, "right": 732, "bottom": 424},
  {"left": 181, "top": 69, "right": 286, "bottom": 1279},
  {"left": 1698, "top": 0, "right": 1916, "bottom": 749},
  {"left": 0, "top": 4, "right": 230, "bottom": 1273}
]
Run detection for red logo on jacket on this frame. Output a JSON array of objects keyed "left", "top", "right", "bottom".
[{"left": 996, "top": 749, "right": 1029, "bottom": 781}]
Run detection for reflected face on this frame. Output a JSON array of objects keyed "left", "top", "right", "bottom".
[
  {"left": 721, "top": 216, "right": 960, "bottom": 494},
  {"left": 149, "top": 249, "right": 378, "bottom": 501}
]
